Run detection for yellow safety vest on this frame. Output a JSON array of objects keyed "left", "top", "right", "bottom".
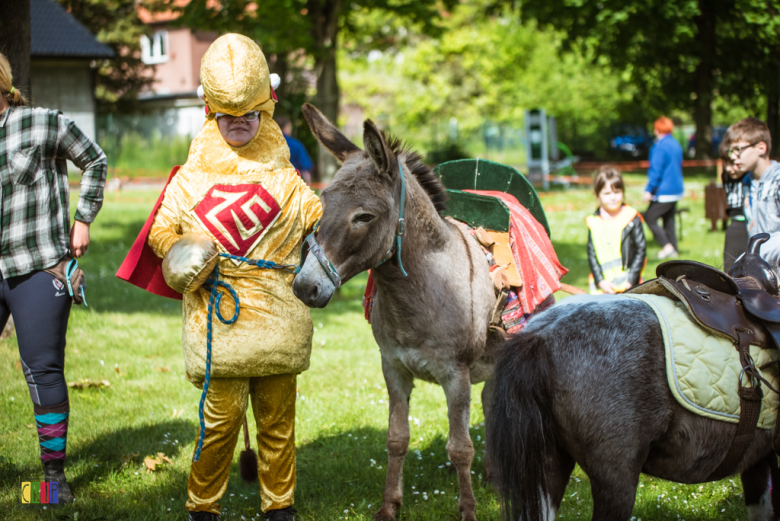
[{"left": 586, "top": 205, "right": 638, "bottom": 294}]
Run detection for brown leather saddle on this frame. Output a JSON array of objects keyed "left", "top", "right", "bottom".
[{"left": 648, "top": 233, "right": 780, "bottom": 479}]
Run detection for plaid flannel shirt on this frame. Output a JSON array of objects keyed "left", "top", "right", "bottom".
[{"left": 0, "top": 106, "right": 106, "bottom": 278}]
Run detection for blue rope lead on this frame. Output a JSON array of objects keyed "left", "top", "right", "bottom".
[{"left": 193, "top": 252, "right": 291, "bottom": 462}]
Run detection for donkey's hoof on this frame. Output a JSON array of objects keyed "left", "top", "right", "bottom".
[{"left": 373, "top": 507, "right": 396, "bottom": 521}]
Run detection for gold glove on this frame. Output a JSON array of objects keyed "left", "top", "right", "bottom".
[{"left": 163, "top": 233, "right": 218, "bottom": 294}]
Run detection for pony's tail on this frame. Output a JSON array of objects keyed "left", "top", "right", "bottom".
[
  {"left": 239, "top": 415, "right": 258, "bottom": 482},
  {"left": 487, "top": 331, "right": 555, "bottom": 521}
]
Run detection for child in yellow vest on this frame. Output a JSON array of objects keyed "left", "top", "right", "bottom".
[{"left": 587, "top": 167, "right": 647, "bottom": 294}]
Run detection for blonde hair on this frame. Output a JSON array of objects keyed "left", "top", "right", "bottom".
[{"left": 0, "top": 53, "right": 28, "bottom": 107}]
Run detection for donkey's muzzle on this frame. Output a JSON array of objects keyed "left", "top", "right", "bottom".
[{"left": 292, "top": 254, "right": 336, "bottom": 308}]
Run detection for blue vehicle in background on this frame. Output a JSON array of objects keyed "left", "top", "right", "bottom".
[
  {"left": 688, "top": 126, "right": 727, "bottom": 158},
  {"left": 609, "top": 125, "right": 654, "bottom": 158}
]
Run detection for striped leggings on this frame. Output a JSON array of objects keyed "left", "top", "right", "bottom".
[{"left": 1, "top": 269, "right": 72, "bottom": 462}]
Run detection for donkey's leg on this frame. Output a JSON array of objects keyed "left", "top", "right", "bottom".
[
  {"left": 442, "top": 366, "right": 478, "bottom": 521},
  {"left": 480, "top": 377, "right": 495, "bottom": 484},
  {"left": 742, "top": 456, "right": 773, "bottom": 521},
  {"left": 374, "top": 360, "right": 414, "bottom": 521},
  {"left": 546, "top": 444, "right": 576, "bottom": 517},
  {"left": 587, "top": 468, "right": 640, "bottom": 521}
]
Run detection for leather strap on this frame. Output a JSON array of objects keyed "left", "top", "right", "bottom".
[{"left": 707, "top": 329, "right": 764, "bottom": 481}]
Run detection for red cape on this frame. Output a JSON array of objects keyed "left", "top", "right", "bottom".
[{"left": 115, "top": 166, "right": 183, "bottom": 300}]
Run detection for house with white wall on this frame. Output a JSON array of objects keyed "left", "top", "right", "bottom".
[
  {"left": 136, "top": 4, "right": 217, "bottom": 138},
  {"left": 30, "top": 0, "right": 114, "bottom": 140}
]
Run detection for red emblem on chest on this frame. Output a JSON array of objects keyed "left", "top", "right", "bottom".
[{"left": 193, "top": 184, "right": 281, "bottom": 257}]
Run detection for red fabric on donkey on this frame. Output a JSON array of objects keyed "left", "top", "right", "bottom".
[{"left": 363, "top": 190, "right": 566, "bottom": 332}]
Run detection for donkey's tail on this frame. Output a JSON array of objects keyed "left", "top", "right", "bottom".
[{"left": 487, "top": 331, "right": 555, "bottom": 521}]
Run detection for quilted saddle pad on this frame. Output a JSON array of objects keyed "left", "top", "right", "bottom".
[{"left": 624, "top": 293, "right": 780, "bottom": 429}]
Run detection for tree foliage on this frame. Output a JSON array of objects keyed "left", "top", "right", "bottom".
[
  {"left": 57, "top": 0, "right": 154, "bottom": 113},
  {"left": 154, "top": 0, "right": 455, "bottom": 179},
  {"left": 521, "top": 0, "right": 780, "bottom": 157},
  {"left": 340, "top": 2, "right": 631, "bottom": 156}
]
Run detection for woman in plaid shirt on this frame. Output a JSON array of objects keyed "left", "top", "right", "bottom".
[{"left": 0, "top": 53, "right": 107, "bottom": 503}]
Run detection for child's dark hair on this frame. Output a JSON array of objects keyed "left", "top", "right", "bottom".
[{"left": 593, "top": 166, "right": 624, "bottom": 195}]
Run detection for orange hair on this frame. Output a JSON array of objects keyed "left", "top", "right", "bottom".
[{"left": 654, "top": 116, "right": 674, "bottom": 135}]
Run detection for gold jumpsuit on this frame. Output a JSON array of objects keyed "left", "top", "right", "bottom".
[{"left": 148, "top": 112, "right": 321, "bottom": 514}]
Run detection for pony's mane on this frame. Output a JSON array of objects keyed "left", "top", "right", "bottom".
[{"left": 384, "top": 131, "right": 448, "bottom": 215}]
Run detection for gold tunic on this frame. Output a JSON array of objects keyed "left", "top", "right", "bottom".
[{"left": 148, "top": 114, "right": 321, "bottom": 384}]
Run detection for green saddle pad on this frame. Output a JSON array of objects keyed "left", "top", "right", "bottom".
[{"left": 433, "top": 159, "right": 550, "bottom": 236}]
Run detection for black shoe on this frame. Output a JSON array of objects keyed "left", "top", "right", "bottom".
[
  {"left": 42, "top": 459, "right": 73, "bottom": 504},
  {"left": 265, "top": 506, "right": 297, "bottom": 521},
  {"left": 188, "top": 511, "right": 219, "bottom": 521}
]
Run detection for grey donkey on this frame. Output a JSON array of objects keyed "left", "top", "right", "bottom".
[
  {"left": 292, "top": 103, "right": 502, "bottom": 521},
  {"left": 487, "top": 294, "right": 779, "bottom": 521}
]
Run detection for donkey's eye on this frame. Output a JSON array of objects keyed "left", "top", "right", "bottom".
[{"left": 353, "top": 213, "right": 375, "bottom": 224}]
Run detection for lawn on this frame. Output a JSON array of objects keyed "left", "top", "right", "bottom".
[{"left": 0, "top": 172, "right": 749, "bottom": 520}]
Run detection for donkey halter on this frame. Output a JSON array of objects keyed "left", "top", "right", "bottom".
[{"left": 296, "top": 159, "right": 409, "bottom": 288}]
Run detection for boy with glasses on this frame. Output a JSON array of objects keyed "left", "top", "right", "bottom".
[{"left": 728, "top": 117, "right": 780, "bottom": 237}]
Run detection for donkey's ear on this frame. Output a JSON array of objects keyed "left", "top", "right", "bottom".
[
  {"left": 363, "top": 119, "right": 396, "bottom": 177},
  {"left": 302, "top": 103, "right": 360, "bottom": 163}
]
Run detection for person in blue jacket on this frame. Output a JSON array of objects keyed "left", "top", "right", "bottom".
[
  {"left": 642, "top": 116, "right": 684, "bottom": 259},
  {"left": 276, "top": 116, "right": 313, "bottom": 184}
]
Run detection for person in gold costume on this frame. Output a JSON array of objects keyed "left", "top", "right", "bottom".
[{"left": 126, "top": 34, "right": 321, "bottom": 521}]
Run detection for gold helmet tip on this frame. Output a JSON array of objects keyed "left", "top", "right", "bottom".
[{"left": 200, "top": 33, "right": 273, "bottom": 117}]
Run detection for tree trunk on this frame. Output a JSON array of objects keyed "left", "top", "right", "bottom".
[
  {"left": 0, "top": 0, "right": 31, "bottom": 102},
  {"left": 309, "top": 0, "right": 343, "bottom": 182},
  {"left": 270, "top": 52, "right": 291, "bottom": 102},
  {"left": 315, "top": 47, "right": 340, "bottom": 182},
  {"left": 767, "top": 53, "right": 780, "bottom": 157},
  {"left": 768, "top": 92, "right": 779, "bottom": 158},
  {"left": 693, "top": 0, "right": 716, "bottom": 160}
]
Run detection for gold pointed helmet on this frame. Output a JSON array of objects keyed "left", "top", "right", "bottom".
[{"left": 200, "top": 33, "right": 275, "bottom": 117}]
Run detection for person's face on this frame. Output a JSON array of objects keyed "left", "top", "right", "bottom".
[
  {"left": 730, "top": 140, "right": 766, "bottom": 174},
  {"left": 598, "top": 183, "right": 624, "bottom": 212},
  {"left": 724, "top": 161, "right": 742, "bottom": 179},
  {"left": 217, "top": 111, "right": 260, "bottom": 147}
]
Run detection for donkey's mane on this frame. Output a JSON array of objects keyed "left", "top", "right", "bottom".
[{"left": 383, "top": 131, "right": 448, "bottom": 215}]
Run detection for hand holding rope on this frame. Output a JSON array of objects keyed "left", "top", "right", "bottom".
[{"left": 193, "top": 252, "right": 296, "bottom": 461}]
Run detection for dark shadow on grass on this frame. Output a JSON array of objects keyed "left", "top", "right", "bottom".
[
  {"left": 0, "top": 419, "right": 198, "bottom": 521},
  {"left": 0, "top": 421, "right": 494, "bottom": 520},
  {"left": 291, "top": 424, "right": 493, "bottom": 520}
]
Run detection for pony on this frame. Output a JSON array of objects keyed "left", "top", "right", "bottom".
[
  {"left": 486, "top": 294, "right": 778, "bottom": 521},
  {"left": 292, "top": 103, "right": 501, "bottom": 521}
]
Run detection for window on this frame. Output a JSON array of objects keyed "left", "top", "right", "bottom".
[{"left": 141, "top": 31, "right": 169, "bottom": 65}]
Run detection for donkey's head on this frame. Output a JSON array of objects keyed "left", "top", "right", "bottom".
[{"left": 292, "top": 103, "right": 445, "bottom": 308}]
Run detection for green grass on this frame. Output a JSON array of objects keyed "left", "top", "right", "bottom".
[{"left": 0, "top": 176, "right": 748, "bottom": 520}]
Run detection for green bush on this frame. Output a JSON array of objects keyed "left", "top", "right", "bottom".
[{"left": 100, "top": 132, "right": 191, "bottom": 173}]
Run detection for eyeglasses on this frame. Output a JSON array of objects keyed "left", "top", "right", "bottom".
[
  {"left": 215, "top": 111, "right": 260, "bottom": 121},
  {"left": 728, "top": 142, "right": 760, "bottom": 157}
]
